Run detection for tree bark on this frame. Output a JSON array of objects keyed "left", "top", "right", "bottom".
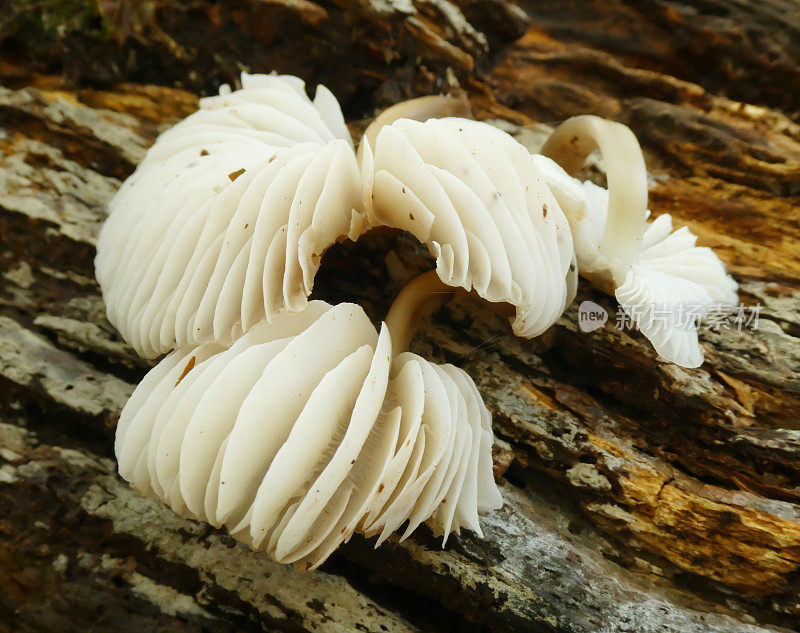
[{"left": 1, "top": 1, "right": 799, "bottom": 631}]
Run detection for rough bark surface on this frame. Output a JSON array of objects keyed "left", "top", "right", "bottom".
[{"left": 1, "top": 1, "right": 800, "bottom": 632}]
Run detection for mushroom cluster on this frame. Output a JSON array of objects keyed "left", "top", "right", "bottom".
[{"left": 97, "top": 72, "right": 737, "bottom": 568}]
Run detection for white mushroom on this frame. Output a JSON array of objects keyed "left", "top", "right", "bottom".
[
  {"left": 362, "top": 112, "right": 577, "bottom": 339},
  {"left": 115, "top": 279, "right": 502, "bottom": 570},
  {"left": 534, "top": 115, "right": 738, "bottom": 367},
  {"left": 95, "top": 73, "right": 369, "bottom": 358}
]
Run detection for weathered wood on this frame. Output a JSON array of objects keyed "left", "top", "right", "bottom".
[
  {"left": 2, "top": 1, "right": 800, "bottom": 631},
  {"left": 0, "top": 0, "right": 528, "bottom": 106}
]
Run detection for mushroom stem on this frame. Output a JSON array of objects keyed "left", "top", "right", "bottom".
[
  {"left": 385, "top": 270, "right": 454, "bottom": 354},
  {"left": 540, "top": 115, "right": 648, "bottom": 278},
  {"left": 361, "top": 93, "right": 472, "bottom": 159}
]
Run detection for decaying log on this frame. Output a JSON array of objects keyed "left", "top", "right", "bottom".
[
  {"left": 1, "top": 1, "right": 800, "bottom": 631},
  {"left": 1, "top": 0, "right": 528, "bottom": 109}
]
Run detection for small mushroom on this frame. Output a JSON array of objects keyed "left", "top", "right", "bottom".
[
  {"left": 535, "top": 115, "right": 738, "bottom": 367},
  {"left": 115, "top": 280, "right": 502, "bottom": 569},
  {"left": 96, "top": 73, "right": 369, "bottom": 357},
  {"left": 361, "top": 115, "right": 577, "bottom": 339}
]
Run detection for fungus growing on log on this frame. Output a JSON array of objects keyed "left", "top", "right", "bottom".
[
  {"left": 115, "top": 289, "right": 501, "bottom": 569},
  {"left": 95, "top": 73, "right": 368, "bottom": 358},
  {"left": 536, "top": 115, "right": 738, "bottom": 367},
  {"left": 362, "top": 114, "right": 577, "bottom": 339},
  {"left": 97, "top": 72, "right": 734, "bottom": 368},
  {"left": 102, "top": 74, "right": 739, "bottom": 571}
]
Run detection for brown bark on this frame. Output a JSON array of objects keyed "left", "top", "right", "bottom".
[{"left": 1, "top": 1, "right": 800, "bottom": 631}]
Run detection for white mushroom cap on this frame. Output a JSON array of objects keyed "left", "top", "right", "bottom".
[
  {"left": 535, "top": 115, "right": 738, "bottom": 367},
  {"left": 96, "top": 73, "right": 369, "bottom": 358},
  {"left": 115, "top": 300, "right": 502, "bottom": 569},
  {"left": 615, "top": 214, "right": 738, "bottom": 367},
  {"left": 364, "top": 117, "right": 576, "bottom": 339}
]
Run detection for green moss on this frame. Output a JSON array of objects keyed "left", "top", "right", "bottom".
[{"left": 1, "top": 0, "right": 111, "bottom": 49}]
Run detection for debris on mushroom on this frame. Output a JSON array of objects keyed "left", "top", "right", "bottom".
[
  {"left": 114, "top": 290, "right": 502, "bottom": 569},
  {"left": 361, "top": 115, "right": 577, "bottom": 339},
  {"left": 95, "top": 72, "right": 369, "bottom": 358},
  {"left": 535, "top": 115, "right": 738, "bottom": 367},
  {"left": 360, "top": 93, "right": 473, "bottom": 160}
]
